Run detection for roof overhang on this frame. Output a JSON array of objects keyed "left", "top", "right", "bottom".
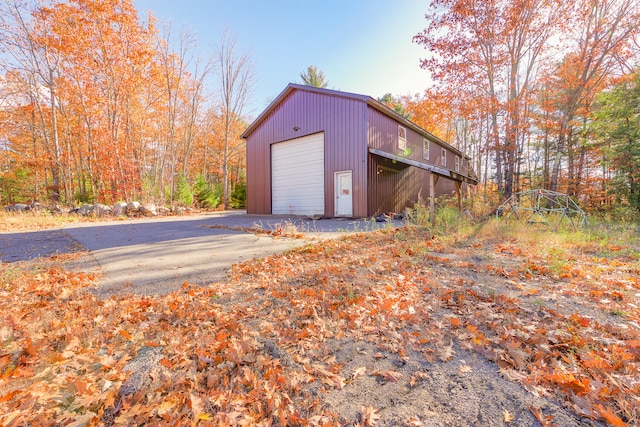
[{"left": 369, "top": 148, "right": 478, "bottom": 185}]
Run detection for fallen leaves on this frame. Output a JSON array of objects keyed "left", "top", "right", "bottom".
[
  {"left": 118, "top": 329, "right": 132, "bottom": 340},
  {"left": 1, "top": 223, "right": 639, "bottom": 425},
  {"left": 437, "top": 340, "right": 456, "bottom": 362},
  {"left": 0, "top": 266, "right": 318, "bottom": 425},
  {"left": 407, "top": 371, "right": 430, "bottom": 387},
  {"left": 303, "top": 364, "right": 346, "bottom": 390},
  {"left": 530, "top": 406, "right": 556, "bottom": 426},
  {"left": 459, "top": 364, "right": 473, "bottom": 373},
  {"left": 502, "top": 409, "right": 515, "bottom": 423},
  {"left": 361, "top": 405, "right": 381, "bottom": 426},
  {"left": 371, "top": 370, "right": 403, "bottom": 383},
  {"left": 549, "top": 372, "right": 591, "bottom": 396},
  {"left": 595, "top": 404, "right": 627, "bottom": 427},
  {"left": 351, "top": 366, "right": 367, "bottom": 381}
]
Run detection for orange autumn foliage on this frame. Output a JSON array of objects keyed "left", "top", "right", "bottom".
[{"left": 0, "top": 0, "right": 247, "bottom": 206}]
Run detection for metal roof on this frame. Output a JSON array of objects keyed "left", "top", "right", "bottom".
[{"left": 241, "top": 83, "right": 469, "bottom": 160}]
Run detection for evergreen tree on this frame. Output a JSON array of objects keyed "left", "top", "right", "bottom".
[
  {"left": 174, "top": 173, "right": 194, "bottom": 206},
  {"left": 300, "top": 65, "right": 328, "bottom": 88},
  {"left": 193, "top": 174, "right": 222, "bottom": 209},
  {"left": 229, "top": 180, "right": 246, "bottom": 209},
  {"left": 593, "top": 70, "right": 640, "bottom": 210},
  {"left": 378, "top": 93, "right": 410, "bottom": 118}
]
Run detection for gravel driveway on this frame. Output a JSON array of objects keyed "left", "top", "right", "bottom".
[{"left": 1, "top": 211, "right": 401, "bottom": 297}]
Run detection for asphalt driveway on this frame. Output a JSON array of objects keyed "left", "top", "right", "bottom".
[{"left": 1, "top": 211, "right": 401, "bottom": 297}]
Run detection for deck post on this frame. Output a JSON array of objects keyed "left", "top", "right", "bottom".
[
  {"left": 456, "top": 181, "right": 462, "bottom": 211},
  {"left": 429, "top": 172, "right": 438, "bottom": 223}
]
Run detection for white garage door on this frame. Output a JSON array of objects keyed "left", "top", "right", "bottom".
[{"left": 271, "top": 133, "right": 325, "bottom": 215}]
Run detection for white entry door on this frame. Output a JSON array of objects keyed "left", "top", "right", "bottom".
[{"left": 335, "top": 171, "right": 353, "bottom": 217}]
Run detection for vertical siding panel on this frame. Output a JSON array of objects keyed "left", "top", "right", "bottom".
[
  {"left": 367, "top": 155, "right": 430, "bottom": 216},
  {"left": 245, "top": 89, "right": 367, "bottom": 217},
  {"left": 322, "top": 92, "right": 367, "bottom": 218}
]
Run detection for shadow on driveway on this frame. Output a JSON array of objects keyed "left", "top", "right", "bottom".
[
  {"left": 1, "top": 211, "right": 403, "bottom": 297},
  {"left": 0, "top": 229, "right": 84, "bottom": 262}
]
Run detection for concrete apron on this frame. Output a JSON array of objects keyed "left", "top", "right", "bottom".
[{"left": 61, "top": 211, "right": 402, "bottom": 297}]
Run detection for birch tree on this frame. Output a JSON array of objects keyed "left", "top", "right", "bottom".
[
  {"left": 214, "top": 29, "right": 254, "bottom": 209},
  {"left": 0, "top": 0, "right": 64, "bottom": 202}
]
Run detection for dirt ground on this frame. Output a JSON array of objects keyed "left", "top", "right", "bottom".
[
  {"left": 201, "top": 229, "right": 619, "bottom": 426},
  {"left": 1, "top": 220, "right": 638, "bottom": 426}
]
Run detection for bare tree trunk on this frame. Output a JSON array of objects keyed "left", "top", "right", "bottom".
[
  {"left": 491, "top": 110, "right": 503, "bottom": 195},
  {"left": 549, "top": 116, "right": 568, "bottom": 193},
  {"left": 48, "top": 68, "right": 61, "bottom": 202},
  {"left": 542, "top": 117, "right": 550, "bottom": 190},
  {"left": 223, "top": 116, "right": 230, "bottom": 208},
  {"left": 483, "top": 113, "right": 490, "bottom": 195},
  {"left": 216, "top": 29, "right": 255, "bottom": 209}
]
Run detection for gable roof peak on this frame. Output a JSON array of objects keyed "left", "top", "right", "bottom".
[{"left": 241, "top": 84, "right": 464, "bottom": 158}]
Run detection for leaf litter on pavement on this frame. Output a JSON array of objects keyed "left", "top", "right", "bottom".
[{"left": 0, "top": 221, "right": 638, "bottom": 426}]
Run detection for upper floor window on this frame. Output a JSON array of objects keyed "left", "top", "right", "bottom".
[
  {"left": 455, "top": 155, "right": 460, "bottom": 172},
  {"left": 441, "top": 148, "right": 447, "bottom": 167},
  {"left": 423, "top": 139, "right": 429, "bottom": 160},
  {"left": 398, "top": 126, "right": 407, "bottom": 150}
]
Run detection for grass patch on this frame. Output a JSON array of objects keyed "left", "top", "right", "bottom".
[
  {"left": 0, "top": 210, "right": 86, "bottom": 232},
  {"left": 405, "top": 200, "right": 474, "bottom": 238}
]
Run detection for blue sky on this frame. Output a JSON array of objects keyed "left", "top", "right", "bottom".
[{"left": 133, "top": 0, "right": 433, "bottom": 117}]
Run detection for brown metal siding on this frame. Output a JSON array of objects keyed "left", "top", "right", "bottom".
[
  {"left": 367, "top": 154, "right": 428, "bottom": 215},
  {"left": 367, "top": 153, "right": 462, "bottom": 216},
  {"left": 245, "top": 135, "right": 270, "bottom": 214},
  {"left": 436, "top": 175, "right": 458, "bottom": 197},
  {"left": 366, "top": 109, "right": 462, "bottom": 216},
  {"left": 245, "top": 89, "right": 368, "bottom": 217},
  {"left": 368, "top": 108, "right": 458, "bottom": 172}
]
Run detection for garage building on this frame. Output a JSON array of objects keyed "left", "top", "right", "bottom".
[{"left": 241, "top": 84, "right": 477, "bottom": 218}]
